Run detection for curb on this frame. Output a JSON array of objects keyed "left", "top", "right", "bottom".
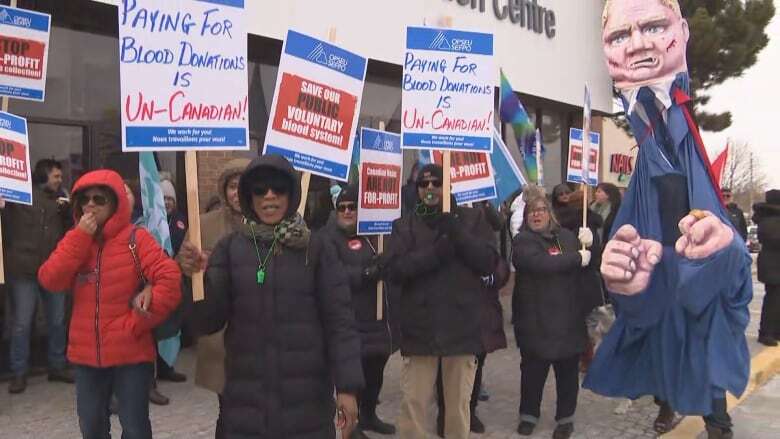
[{"left": 662, "top": 345, "right": 780, "bottom": 438}]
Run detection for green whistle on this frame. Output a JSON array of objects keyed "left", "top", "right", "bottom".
[{"left": 257, "top": 268, "right": 266, "bottom": 285}]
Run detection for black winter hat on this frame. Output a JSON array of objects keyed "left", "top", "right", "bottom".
[
  {"left": 416, "top": 164, "right": 443, "bottom": 183},
  {"left": 336, "top": 184, "right": 359, "bottom": 205},
  {"left": 766, "top": 189, "right": 780, "bottom": 205}
]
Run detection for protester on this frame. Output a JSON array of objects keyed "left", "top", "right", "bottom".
[
  {"left": 722, "top": 188, "right": 748, "bottom": 242},
  {"left": 190, "top": 154, "right": 363, "bottom": 439},
  {"left": 321, "top": 184, "right": 396, "bottom": 438},
  {"left": 753, "top": 189, "right": 780, "bottom": 346},
  {"left": 161, "top": 179, "right": 187, "bottom": 255},
  {"left": 386, "top": 164, "right": 498, "bottom": 439},
  {"left": 37, "top": 169, "right": 181, "bottom": 439},
  {"left": 591, "top": 182, "right": 622, "bottom": 242},
  {"left": 2, "top": 159, "right": 74, "bottom": 394},
  {"left": 511, "top": 195, "right": 592, "bottom": 439},
  {"left": 177, "top": 158, "right": 250, "bottom": 439},
  {"left": 509, "top": 184, "right": 545, "bottom": 238}
]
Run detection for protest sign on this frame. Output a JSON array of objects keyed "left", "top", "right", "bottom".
[
  {"left": 490, "top": 127, "right": 526, "bottom": 206},
  {"left": 118, "top": 0, "right": 249, "bottom": 151},
  {"left": 264, "top": 29, "right": 367, "bottom": 182},
  {"left": 0, "top": 111, "right": 30, "bottom": 205},
  {"left": 357, "top": 128, "right": 402, "bottom": 235},
  {"left": 0, "top": 4, "right": 50, "bottom": 101},
  {"left": 566, "top": 127, "right": 600, "bottom": 186},
  {"left": 431, "top": 149, "right": 496, "bottom": 204},
  {"left": 402, "top": 26, "right": 494, "bottom": 153}
]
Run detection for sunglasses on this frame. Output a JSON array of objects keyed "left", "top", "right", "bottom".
[
  {"left": 251, "top": 182, "right": 289, "bottom": 197},
  {"left": 337, "top": 203, "right": 357, "bottom": 213},
  {"left": 417, "top": 179, "right": 442, "bottom": 189},
  {"left": 78, "top": 194, "right": 109, "bottom": 207}
]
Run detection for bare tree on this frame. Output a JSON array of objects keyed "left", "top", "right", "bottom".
[{"left": 721, "top": 140, "right": 768, "bottom": 211}]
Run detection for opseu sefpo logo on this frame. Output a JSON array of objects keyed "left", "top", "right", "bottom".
[
  {"left": 307, "top": 43, "right": 347, "bottom": 72},
  {"left": 429, "top": 32, "right": 472, "bottom": 52}
]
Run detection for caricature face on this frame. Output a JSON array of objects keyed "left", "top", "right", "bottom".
[{"left": 602, "top": 0, "right": 689, "bottom": 89}]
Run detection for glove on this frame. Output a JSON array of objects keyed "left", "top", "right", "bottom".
[
  {"left": 434, "top": 235, "right": 455, "bottom": 261},
  {"left": 578, "top": 227, "right": 594, "bottom": 248},
  {"left": 362, "top": 263, "right": 381, "bottom": 282},
  {"left": 579, "top": 249, "right": 592, "bottom": 267},
  {"left": 437, "top": 213, "right": 459, "bottom": 238}
]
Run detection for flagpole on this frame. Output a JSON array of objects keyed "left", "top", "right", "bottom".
[{"left": 581, "top": 84, "right": 591, "bottom": 250}]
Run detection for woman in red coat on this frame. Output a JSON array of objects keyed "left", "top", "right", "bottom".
[{"left": 38, "top": 169, "right": 181, "bottom": 439}]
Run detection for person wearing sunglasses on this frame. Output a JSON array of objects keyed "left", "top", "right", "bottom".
[
  {"left": 321, "top": 184, "right": 395, "bottom": 439},
  {"left": 37, "top": 169, "right": 182, "bottom": 439},
  {"left": 721, "top": 188, "right": 748, "bottom": 242},
  {"left": 385, "top": 164, "right": 498, "bottom": 439},
  {"left": 190, "top": 154, "right": 363, "bottom": 439}
]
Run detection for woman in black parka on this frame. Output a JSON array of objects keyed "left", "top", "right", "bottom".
[
  {"left": 191, "top": 154, "right": 364, "bottom": 439},
  {"left": 512, "top": 195, "right": 592, "bottom": 439},
  {"left": 321, "top": 184, "right": 396, "bottom": 438}
]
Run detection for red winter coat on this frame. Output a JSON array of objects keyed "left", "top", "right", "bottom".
[{"left": 38, "top": 170, "right": 181, "bottom": 367}]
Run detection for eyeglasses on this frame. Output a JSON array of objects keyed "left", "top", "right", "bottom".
[
  {"left": 530, "top": 207, "right": 549, "bottom": 215},
  {"left": 417, "top": 179, "right": 442, "bottom": 189},
  {"left": 77, "top": 194, "right": 109, "bottom": 207},
  {"left": 337, "top": 203, "right": 357, "bottom": 213},
  {"left": 252, "top": 183, "right": 289, "bottom": 197}
]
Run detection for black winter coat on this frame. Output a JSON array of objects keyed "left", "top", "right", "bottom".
[
  {"left": 192, "top": 154, "right": 363, "bottom": 439},
  {"left": 726, "top": 203, "right": 748, "bottom": 242},
  {"left": 754, "top": 201, "right": 780, "bottom": 285},
  {"left": 386, "top": 207, "right": 498, "bottom": 356},
  {"left": 321, "top": 217, "right": 394, "bottom": 357},
  {"left": 511, "top": 227, "right": 588, "bottom": 360}
]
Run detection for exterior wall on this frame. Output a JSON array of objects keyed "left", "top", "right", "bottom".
[{"left": 600, "top": 118, "right": 637, "bottom": 188}]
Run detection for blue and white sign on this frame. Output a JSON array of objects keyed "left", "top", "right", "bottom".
[
  {"left": 119, "top": 0, "right": 249, "bottom": 151},
  {"left": 491, "top": 127, "right": 527, "bottom": 206},
  {"left": 0, "top": 111, "right": 32, "bottom": 205},
  {"left": 402, "top": 26, "right": 494, "bottom": 153},
  {"left": 264, "top": 30, "right": 367, "bottom": 181},
  {"left": 357, "top": 128, "right": 402, "bottom": 235},
  {"left": 429, "top": 148, "right": 497, "bottom": 205},
  {"left": 0, "top": 5, "right": 51, "bottom": 101},
  {"left": 567, "top": 128, "right": 600, "bottom": 186}
]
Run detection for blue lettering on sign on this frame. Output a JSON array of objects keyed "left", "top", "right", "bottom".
[
  {"left": 361, "top": 128, "right": 401, "bottom": 154},
  {"left": 0, "top": 112, "right": 27, "bottom": 135},
  {"left": 0, "top": 188, "right": 32, "bottom": 204},
  {"left": 454, "top": 186, "right": 496, "bottom": 204},
  {"left": 0, "top": 84, "right": 43, "bottom": 101},
  {"left": 284, "top": 30, "right": 366, "bottom": 82},
  {"left": 265, "top": 144, "right": 349, "bottom": 181},
  {"left": 0, "top": 6, "right": 50, "bottom": 32},
  {"left": 358, "top": 221, "right": 392, "bottom": 235},
  {"left": 406, "top": 27, "right": 493, "bottom": 56},
  {"left": 403, "top": 133, "right": 492, "bottom": 152},
  {"left": 125, "top": 126, "right": 247, "bottom": 148},
  {"left": 569, "top": 127, "right": 600, "bottom": 145}
]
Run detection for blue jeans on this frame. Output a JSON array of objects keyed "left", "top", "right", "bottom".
[
  {"left": 75, "top": 363, "right": 154, "bottom": 439},
  {"left": 9, "top": 277, "right": 68, "bottom": 375}
]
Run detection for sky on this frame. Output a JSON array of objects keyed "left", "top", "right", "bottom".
[{"left": 700, "top": 1, "right": 780, "bottom": 189}]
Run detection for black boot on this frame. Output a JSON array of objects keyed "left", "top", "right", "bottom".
[
  {"left": 706, "top": 425, "right": 734, "bottom": 439},
  {"left": 470, "top": 411, "right": 485, "bottom": 433},
  {"left": 553, "top": 422, "right": 574, "bottom": 439},
  {"left": 359, "top": 411, "right": 396, "bottom": 435}
]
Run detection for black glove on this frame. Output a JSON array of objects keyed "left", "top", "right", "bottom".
[
  {"left": 362, "top": 263, "right": 381, "bottom": 282},
  {"left": 437, "top": 212, "right": 460, "bottom": 238},
  {"left": 434, "top": 235, "right": 455, "bottom": 261}
]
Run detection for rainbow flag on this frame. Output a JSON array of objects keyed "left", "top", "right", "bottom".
[{"left": 499, "top": 69, "right": 539, "bottom": 183}]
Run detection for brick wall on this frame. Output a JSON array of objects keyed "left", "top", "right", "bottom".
[{"left": 196, "top": 151, "right": 253, "bottom": 212}]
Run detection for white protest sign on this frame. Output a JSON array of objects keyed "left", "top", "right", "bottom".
[
  {"left": 357, "top": 128, "right": 402, "bottom": 235},
  {"left": 0, "top": 111, "right": 31, "bottom": 205},
  {"left": 0, "top": 5, "right": 50, "bottom": 101},
  {"left": 264, "top": 30, "right": 367, "bottom": 182},
  {"left": 402, "top": 26, "right": 494, "bottom": 153},
  {"left": 567, "top": 127, "right": 600, "bottom": 186},
  {"left": 119, "top": 0, "right": 249, "bottom": 151},
  {"left": 431, "top": 150, "right": 497, "bottom": 204}
]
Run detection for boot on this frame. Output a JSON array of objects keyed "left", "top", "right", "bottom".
[
  {"left": 149, "top": 380, "right": 170, "bottom": 406},
  {"left": 516, "top": 421, "right": 535, "bottom": 436},
  {"left": 705, "top": 425, "right": 734, "bottom": 439},
  {"left": 157, "top": 356, "right": 187, "bottom": 382},
  {"left": 359, "top": 411, "right": 396, "bottom": 435},
  {"left": 470, "top": 411, "right": 485, "bottom": 433},
  {"left": 653, "top": 403, "right": 675, "bottom": 434},
  {"left": 758, "top": 334, "right": 777, "bottom": 346},
  {"left": 8, "top": 375, "right": 27, "bottom": 394},
  {"left": 552, "top": 422, "right": 574, "bottom": 439}
]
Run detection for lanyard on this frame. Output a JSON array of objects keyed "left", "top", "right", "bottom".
[{"left": 249, "top": 222, "right": 277, "bottom": 285}]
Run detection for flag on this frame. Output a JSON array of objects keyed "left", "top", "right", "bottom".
[
  {"left": 582, "top": 84, "right": 592, "bottom": 183},
  {"left": 535, "top": 128, "right": 544, "bottom": 188},
  {"left": 710, "top": 142, "right": 729, "bottom": 189},
  {"left": 499, "top": 69, "right": 539, "bottom": 183},
  {"left": 138, "top": 152, "right": 178, "bottom": 366},
  {"left": 490, "top": 127, "right": 527, "bottom": 207}
]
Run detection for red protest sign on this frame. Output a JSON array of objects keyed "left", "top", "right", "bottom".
[
  {"left": 0, "top": 137, "right": 29, "bottom": 182},
  {"left": 433, "top": 150, "right": 491, "bottom": 183},
  {"left": 361, "top": 162, "right": 401, "bottom": 209},
  {"left": 0, "top": 36, "right": 45, "bottom": 80},
  {"left": 271, "top": 73, "right": 357, "bottom": 150}
]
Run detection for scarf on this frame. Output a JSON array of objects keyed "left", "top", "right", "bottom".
[{"left": 241, "top": 213, "right": 311, "bottom": 254}]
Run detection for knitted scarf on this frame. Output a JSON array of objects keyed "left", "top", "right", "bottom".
[{"left": 241, "top": 213, "right": 310, "bottom": 254}]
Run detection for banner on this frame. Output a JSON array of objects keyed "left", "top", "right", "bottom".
[
  {"left": 490, "top": 127, "right": 526, "bottom": 206},
  {"left": 402, "top": 27, "right": 494, "bottom": 153},
  {"left": 0, "top": 111, "right": 30, "bottom": 204},
  {"left": 0, "top": 5, "right": 50, "bottom": 101},
  {"left": 264, "top": 30, "right": 367, "bottom": 181},
  {"left": 357, "top": 128, "right": 402, "bottom": 235},
  {"left": 431, "top": 149, "right": 497, "bottom": 205},
  {"left": 567, "top": 127, "right": 600, "bottom": 186},
  {"left": 118, "top": 0, "right": 249, "bottom": 151}
]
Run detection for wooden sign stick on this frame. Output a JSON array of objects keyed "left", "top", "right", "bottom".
[
  {"left": 185, "top": 151, "right": 205, "bottom": 301},
  {"left": 0, "top": 0, "right": 17, "bottom": 285},
  {"left": 439, "top": 16, "right": 453, "bottom": 214},
  {"left": 298, "top": 27, "right": 338, "bottom": 217},
  {"left": 375, "top": 121, "right": 386, "bottom": 321}
]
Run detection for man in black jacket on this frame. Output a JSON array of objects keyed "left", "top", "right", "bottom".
[
  {"left": 722, "top": 188, "right": 748, "bottom": 242},
  {"left": 753, "top": 189, "right": 780, "bottom": 346},
  {"left": 387, "top": 164, "right": 498, "bottom": 439}
]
